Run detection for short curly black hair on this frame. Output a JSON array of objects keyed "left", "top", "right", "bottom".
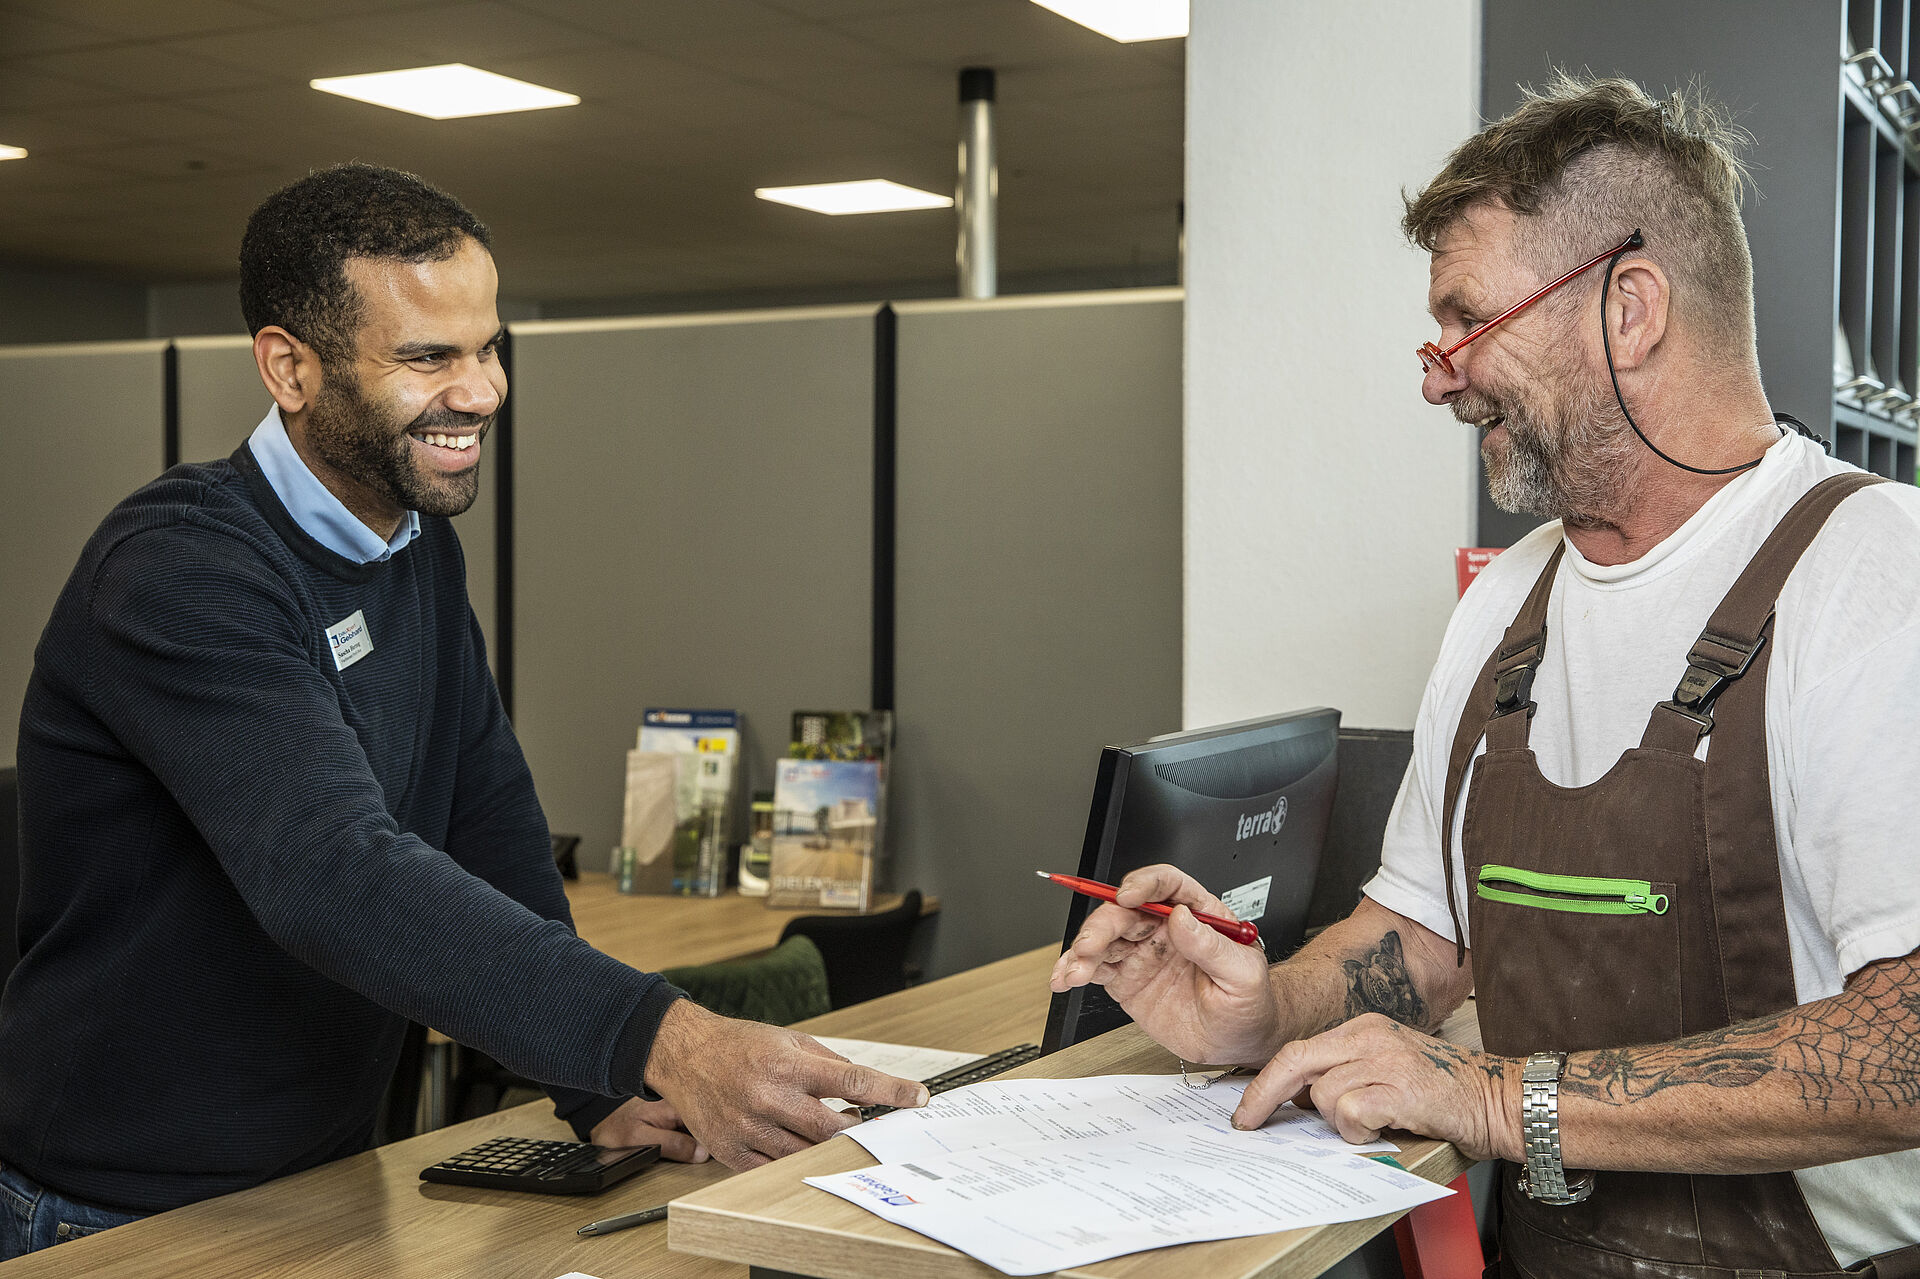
[{"left": 239, "top": 163, "right": 491, "bottom": 366}]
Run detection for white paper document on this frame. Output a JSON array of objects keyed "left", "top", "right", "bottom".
[
  {"left": 812, "top": 1036, "right": 984, "bottom": 1082},
  {"left": 810, "top": 1037, "right": 985, "bottom": 1112},
  {"left": 807, "top": 1127, "right": 1453, "bottom": 1276},
  {"left": 846, "top": 1073, "right": 1398, "bottom": 1164}
]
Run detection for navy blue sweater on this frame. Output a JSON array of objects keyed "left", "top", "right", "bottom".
[{"left": 0, "top": 446, "right": 680, "bottom": 1213}]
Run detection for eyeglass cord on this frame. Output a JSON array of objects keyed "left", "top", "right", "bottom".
[{"left": 1598, "top": 233, "right": 1807, "bottom": 475}]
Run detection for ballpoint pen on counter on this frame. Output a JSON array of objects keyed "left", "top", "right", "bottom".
[
  {"left": 577, "top": 1203, "right": 669, "bottom": 1236},
  {"left": 1035, "top": 870, "right": 1262, "bottom": 947}
]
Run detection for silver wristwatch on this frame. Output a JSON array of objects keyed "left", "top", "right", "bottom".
[{"left": 1518, "top": 1051, "right": 1594, "bottom": 1205}]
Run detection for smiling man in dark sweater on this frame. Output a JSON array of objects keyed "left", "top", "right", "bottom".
[{"left": 0, "top": 164, "right": 925, "bottom": 1259}]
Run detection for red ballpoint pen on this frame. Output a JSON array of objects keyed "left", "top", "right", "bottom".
[{"left": 1036, "top": 871, "right": 1262, "bottom": 948}]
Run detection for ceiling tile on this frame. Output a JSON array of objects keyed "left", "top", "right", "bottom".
[
  {"left": 0, "top": 110, "right": 141, "bottom": 152},
  {"left": 1, "top": 0, "right": 282, "bottom": 41},
  {"left": 231, "top": 0, "right": 444, "bottom": 16},
  {"left": 28, "top": 44, "right": 276, "bottom": 96},
  {"left": 0, "top": 67, "right": 128, "bottom": 111},
  {"left": 374, "top": 2, "right": 615, "bottom": 64},
  {"left": 500, "top": 0, "right": 792, "bottom": 45},
  {"left": 46, "top": 98, "right": 257, "bottom": 145},
  {"left": 61, "top": 140, "right": 277, "bottom": 180},
  {"left": 758, "top": 0, "right": 951, "bottom": 18},
  {"left": 0, "top": 8, "right": 121, "bottom": 57}
]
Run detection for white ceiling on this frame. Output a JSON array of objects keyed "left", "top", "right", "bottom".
[{"left": 0, "top": 0, "right": 1185, "bottom": 303}]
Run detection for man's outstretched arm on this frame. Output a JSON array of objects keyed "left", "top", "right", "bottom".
[{"left": 1553, "top": 947, "right": 1920, "bottom": 1172}]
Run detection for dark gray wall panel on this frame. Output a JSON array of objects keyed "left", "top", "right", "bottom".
[
  {"left": 174, "top": 335, "right": 501, "bottom": 669},
  {"left": 509, "top": 308, "right": 878, "bottom": 871},
  {"left": 1477, "top": 0, "right": 1843, "bottom": 546},
  {"left": 0, "top": 342, "right": 168, "bottom": 766},
  {"left": 893, "top": 290, "right": 1184, "bottom": 979},
  {"left": 0, "top": 263, "right": 146, "bottom": 345}
]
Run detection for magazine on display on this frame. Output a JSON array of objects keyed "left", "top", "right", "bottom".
[{"left": 615, "top": 708, "right": 740, "bottom": 896}]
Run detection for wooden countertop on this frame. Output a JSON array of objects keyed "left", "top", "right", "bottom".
[{"left": 4, "top": 947, "right": 1051, "bottom": 1279}]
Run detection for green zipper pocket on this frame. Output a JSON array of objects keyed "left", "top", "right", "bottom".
[{"left": 1476, "top": 865, "right": 1670, "bottom": 916}]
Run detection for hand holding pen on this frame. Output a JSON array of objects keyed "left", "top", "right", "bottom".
[
  {"left": 1036, "top": 871, "right": 1261, "bottom": 947},
  {"left": 1046, "top": 863, "right": 1283, "bottom": 1070}
]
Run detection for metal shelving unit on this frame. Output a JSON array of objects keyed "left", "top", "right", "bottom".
[{"left": 1837, "top": 0, "right": 1920, "bottom": 480}]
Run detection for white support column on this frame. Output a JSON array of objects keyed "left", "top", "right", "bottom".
[
  {"left": 957, "top": 67, "right": 998, "bottom": 300},
  {"left": 1184, "top": 0, "right": 1482, "bottom": 730}
]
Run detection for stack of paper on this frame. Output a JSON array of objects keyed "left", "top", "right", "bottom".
[{"left": 805, "top": 1074, "right": 1453, "bottom": 1276}]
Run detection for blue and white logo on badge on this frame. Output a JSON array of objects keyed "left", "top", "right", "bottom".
[{"left": 326, "top": 609, "right": 373, "bottom": 672}]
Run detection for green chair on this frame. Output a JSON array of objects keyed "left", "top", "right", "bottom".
[{"left": 660, "top": 933, "right": 831, "bottom": 1026}]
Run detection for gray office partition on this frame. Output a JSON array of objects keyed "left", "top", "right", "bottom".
[
  {"left": 174, "top": 335, "right": 267, "bottom": 464},
  {"left": 508, "top": 307, "right": 880, "bottom": 871},
  {"left": 0, "top": 341, "right": 169, "bottom": 767},
  {"left": 172, "top": 335, "right": 501, "bottom": 668},
  {"left": 892, "top": 289, "right": 1184, "bottom": 979}
]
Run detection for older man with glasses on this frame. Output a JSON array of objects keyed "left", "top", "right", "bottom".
[{"left": 1053, "top": 73, "right": 1920, "bottom": 1276}]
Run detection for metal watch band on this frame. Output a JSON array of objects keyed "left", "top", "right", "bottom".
[{"left": 1519, "top": 1051, "right": 1594, "bottom": 1205}]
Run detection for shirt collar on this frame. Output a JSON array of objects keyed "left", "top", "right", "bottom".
[{"left": 247, "top": 407, "right": 420, "bottom": 564}]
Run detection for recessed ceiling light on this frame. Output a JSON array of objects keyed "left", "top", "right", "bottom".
[
  {"left": 310, "top": 64, "right": 579, "bottom": 120},
  {"left": 1031, "top": 0, "right": 1188, "bottom": 42},
  {"left": 0, "top": 145, "right": 27, "bottom": 161},
  {"left": 755, "top": 180, "right": 954, "bottom": 216}
]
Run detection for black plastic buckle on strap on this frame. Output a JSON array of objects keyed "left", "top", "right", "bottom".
[
  {"left": 1491, "top": 640, "right": 1543, "bottom": 720},
  {"left": 1658, "top": 632, "right": 1765, "bottom": 736}
]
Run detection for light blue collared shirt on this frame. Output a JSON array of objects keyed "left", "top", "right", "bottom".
[{"left": 247, "top": 408, "right": 421, "bottom": 565}]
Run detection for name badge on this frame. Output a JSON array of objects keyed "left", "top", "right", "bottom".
[{"left": 326, "top": 609, "right": 373, "bottom": 672}]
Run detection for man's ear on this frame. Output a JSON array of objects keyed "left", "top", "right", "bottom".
[
  {"left": 1604, "top": 258, "right": 1669, "bottom": 372},
  {"left": 253, "top": 326, "right": 322, "bottom": 415}
]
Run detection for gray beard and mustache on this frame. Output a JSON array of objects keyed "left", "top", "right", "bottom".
[{"left": 1463, "top": 373, "right": 1640, "bottom": 526}]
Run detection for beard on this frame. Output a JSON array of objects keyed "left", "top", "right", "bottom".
[
  {"left": 1464, "top": 368, "right": 1639, "bottom": 525},
  {"left": 304, "top": 367, "right": 490, "bottom": 519}
]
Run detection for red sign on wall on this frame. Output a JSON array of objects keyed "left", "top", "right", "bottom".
[{"left": 1455, "top": 547, "right": 1503, "bottom": 597}]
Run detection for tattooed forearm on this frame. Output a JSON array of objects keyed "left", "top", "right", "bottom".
[
  {"left": 1559, "top": 952, "right": 1920, "bottom": 1115},
  {"left": 1340, "top": 931, "right": 1435, "bottom": 1031},
  {"left": 1415, "top": 1035, "right": 1511, "bottom": 1087}
]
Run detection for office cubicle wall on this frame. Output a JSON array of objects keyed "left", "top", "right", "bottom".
[
  {"left": 172, "top": 334, "right": 502, "bottom": 663},
  {"left": 0, "top": 342, "right": 169, "bottom": 767},
  {"left": 175, "top": 335, "right": 266, "bottom": 464},
  {"left": 892, "top": 290, "right": 1184, "bottom": 978},
  {"left": 508, "top": 307, "right": 880, "bottom": 871}
]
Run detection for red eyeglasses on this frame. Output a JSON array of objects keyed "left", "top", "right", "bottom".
[{"left": 1417, "top": 230, "right": 1644, "bottom": 376}]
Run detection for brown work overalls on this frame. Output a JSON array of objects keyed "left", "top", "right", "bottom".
[{"left": 1439, "top": 473, "right": 1920, "bottom": 1278}]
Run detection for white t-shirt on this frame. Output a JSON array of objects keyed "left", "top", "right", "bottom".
[{"left": 1363, "top": 432, "right": 1920, "bottom": 1264}]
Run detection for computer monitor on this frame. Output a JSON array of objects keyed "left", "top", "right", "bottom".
[{"left": 1041, "top": 708, "right": 1342, "bottom": 1053}]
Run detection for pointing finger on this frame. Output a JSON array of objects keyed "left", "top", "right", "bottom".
[{"left": 1234, "top": 1033, "right": 1352, "bottom": 1129}]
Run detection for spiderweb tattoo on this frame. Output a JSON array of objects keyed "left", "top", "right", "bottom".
[{"left": 1559, "top": 952, "right": 1920, "bottom": 1112}]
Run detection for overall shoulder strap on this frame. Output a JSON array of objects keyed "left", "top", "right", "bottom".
[
  {"left": 1642, "top": 472, "right": 1889, "bottom": 752},
  {"left": 1439, "top": 541, "right": 1565, "bottom": 965}
]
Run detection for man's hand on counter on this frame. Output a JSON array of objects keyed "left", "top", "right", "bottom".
[
  {"left": 1230, "top": 1012, "right": 1522, "bottom": 1163},
  {"left": 642, "top": 1000, "right": 931, "bottom": 1170}
]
